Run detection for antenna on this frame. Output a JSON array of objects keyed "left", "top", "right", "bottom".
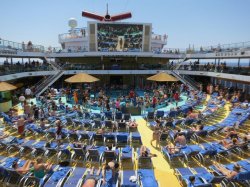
[{"left": 106, "top": 3, "right": 109, "bottom": 15}]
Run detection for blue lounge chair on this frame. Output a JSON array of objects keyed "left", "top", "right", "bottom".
[
  {"left": 123, "top": 113, "right": 131, "bottom": 122},
  {"left": 146, "top": 111, "right": 154, "bottom": 122},
  {"left": 115, "top": 112, "right": 123, "bottom": 121},
  {"left": 71, "top": 147, "right": 86, "bottom": 162},
  {"left": 192, "top": 167, "right": 225, "bottom": 185},
  {"left": 131, "top": 132, "right": 142, "bottom": 146},
  {"left": 175, "top": 167, "right": 213, "bottom": 187},
  {"left": 156, "top": 110, "right": 164, "bottom": 119},
  {"left": 101, "top": 149, "right": 119, "bottom": 163},
  {"left": 76, "top": 167, "right": 102, "bottom": 187},
  {"left": 104, "top": 120, "right": 114, "bottom": 131},
  {"left": 4, "top": 168, "right": 26, "bottom": 186},
  {"left": 78, "top": 131, "right": 93, "bottom": 144},
  {"left": 43, "top": 166, "right": 72, "bottom": 187},
  {"left": 137, "top": 148, "right": 153, "bottom": 169},
  {"left": 99, "top": 169, "right": 119, "bottom": 187},
  {"left": 120, "top": 170, "right": 139, "bottom": 187},
  {"left": 117, "top": 122, "right": 127, "bottom": 132},
  {"left": 31, "top": 140, "right": 49, "bottom": 157},
  {"left": 86, "top": 146, "right": 106, "bottom": 163},
  {"left": 161, "top": 146, "right": 185, "bottom": 166},
  {"left": 105, "top": 111, "right": 113, "bottom": 120},
  {"left": 116, "top": 132, "right": 129, "bottom": 146},
  {"left": 137, "top": 169, "right": 158, "bottom": 187},
  {"left": 63, "top": 167, "right": 87, "bottom": 187},
  {"left": 120, "top": 146, "right": 133, "bottom": 160}
]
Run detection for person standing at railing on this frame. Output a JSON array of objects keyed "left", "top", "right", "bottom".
[{"left": 22, "top": 42, "right": 25, "bottom": 51}]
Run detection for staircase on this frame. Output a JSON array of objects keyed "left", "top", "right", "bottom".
[
  {"left": 171, "top": 70, "right": 199, "bottom": 91},
  {"left": 34, "top": 56, "right": 64, "bottom": 96},
  {"left": 43, "top": 57, "right": 63, "bottom": 70},
  {"left": 34, "top": 70, "right": 64, "bottom": 96},
  {"left": 169, "top": 54, "right": 201, "bottom": 91}
]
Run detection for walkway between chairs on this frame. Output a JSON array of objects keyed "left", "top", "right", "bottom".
[{"left": 136, "top": 117, "right": 181, "bottom": 187}]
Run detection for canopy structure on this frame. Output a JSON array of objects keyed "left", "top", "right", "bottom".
[
  {"left": 65, "top": 73, "right": 99, "bottom": 83},
  {"left": 147, "top": 72, "right": 178, "bottom": 82},
  {"left": 0, "top": 82, "right": 17, "bottom": 92}
]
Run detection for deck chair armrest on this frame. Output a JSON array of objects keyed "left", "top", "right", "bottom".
[
  {"left": 115, "top": 137, "right": 117, "bottom": 145},
  {"left": 174, "top": 169, "right": 181, "bottom": 176},
  {"left": 183, "top": 153, "right": 189, "bottom": 162},
  {"left": 70, "top": 152, "right": 76, "bottom": 160},
  {"left": 76, "top": 178, "right": 84, "bottom": 187},
  {"left": 56, "top": 176, "right": 66, "bottom": 187},
  {"left": 183, "top": 178, "right": 190, "bottom": 186},
  {"left": 164, "top": 151, "right": 171, "bottom": 161},
  {"left": 20, "top": 176, "right": 40, "bottom": 187},
  {"left": 57, "top": 150, "right": 62, "bottom": 159},
  {"left": 85, "top": 152, "right": 89, "bottom": 160},
  {"left": 100, "top": 152, "right": 104, "bottom": 163},
  {"left": 198, "top": 176, "right": 209, "bottom": 184},
  {"left": 77, "top": 135, "right": 82, "bottom": 142}
]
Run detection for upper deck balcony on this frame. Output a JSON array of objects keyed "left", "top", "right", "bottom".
[
  {"left": 58, "top": 28, "right": 89, "bottom": 43},
  {"left": 0, "top": 38, "right": 45, "bottom": 54},
  {"left": 1, "top": 37, "right": 250, "bottom": 59}
]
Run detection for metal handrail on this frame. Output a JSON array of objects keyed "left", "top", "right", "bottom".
[
  {"left": 0, "top": 38, "right": 45, "bottom": 52},
  {"left": 182, "top": 75, "right": 200, "bottom": 87},
  {"left": 171, "top": 70, "right": 198, "bottom": 90},
  {"left": 35, "top": 70, "right": 64, "bottom": 96},
  {"left": 187, "top": 41, "right": 250, "bottom": 54}
]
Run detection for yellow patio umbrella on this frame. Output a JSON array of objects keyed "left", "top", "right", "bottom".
[
  {"left": 0, "top": 82, "right": 17, "bottom": 92},
  {"left": 65, "top": 73, "right": 99, "bottom": 83},
  {"left": 147, "top": 72, "right": 178, "bottom": 82}
]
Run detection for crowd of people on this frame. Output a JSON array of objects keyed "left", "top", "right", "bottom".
[
  {"left": 0, "top": 75, "right": 249, "bottom": 186},
  {"left": 0, "top": 60, "right": 51, "bottom": 75},
  {"left": 97, "top": 24, "right": 143, "bottom": 52}
]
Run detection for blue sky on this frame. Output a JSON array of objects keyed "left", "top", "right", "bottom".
[{"left": 0, "top": 0, "right": 250, "bottom": 49}]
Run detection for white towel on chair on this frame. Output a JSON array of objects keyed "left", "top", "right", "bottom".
[{"left": 129, "top": 175, "right": 137, "bottom": 183}]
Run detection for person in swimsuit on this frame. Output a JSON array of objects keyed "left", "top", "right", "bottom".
[
  {"left": 140, "top": 145, "right": 157, "bottom": 157},
  {"left": 213, "top": 162, "right": 241, "bottom": 179},
  {"left": 12, "top": 160, "right": 33, "bottom": 175},
  {"left": 102, "top": 160, "right": 119, "bottom": 184},
  {"left": 82, "top": 166, "right": 102, "bottom": 187},
  {"left": 33, "top": 157, "right": 52, "bottom": 179}
]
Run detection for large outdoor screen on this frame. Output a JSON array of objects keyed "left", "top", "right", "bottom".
[{"left": 97, "top": 23, "right": 143, "bottom": 52}]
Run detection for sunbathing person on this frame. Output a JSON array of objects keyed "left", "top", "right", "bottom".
[
  {"left": 96, "top": 127, "right": 105, "bottom": 135},
  {"left": 174, "top": 133, "right": 187, "bottom": 146},
  {"left": 240, "top": 132, "right": 250, "bottom": 141},
  {"left": 102, "top": 160, "right": 119, "bottom": 184},
  {"left": 33, "top": 157, "right": 52, "bottom": 178},
  {"left": 213, "top": 162, "right": 241, "bottom": 179},
  {"left": 166, "top": 133, "right": 187, "bottom": 154},
  {"left": 128, "top": 119, "right": 138, "bottom": 129},
  {"left": 225, "top": 129, "right": 239, "bottom": 139},
  {"left": 223, "top": 122, "right": 239, "bottom": 133},
  {"left": 0, "top": 130, "right": 9, "bottom": 139},
  {"left": 219, "top": 138, "right": 238, "bottom": 149},
  {"left": 191, "top": 124, "right": 204, "bottom": 132},
  {"left": 12, "top": 160, "right": 33, "bottom": 175},
  {"left": 82, "top": 166, "right": 102, "bottom": 187},
  {"left": 187, "top": 176, "right": 196, "bottom": 187},
  {"left": 140, "top": 145, "right": 157, "bottom": 157}
]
